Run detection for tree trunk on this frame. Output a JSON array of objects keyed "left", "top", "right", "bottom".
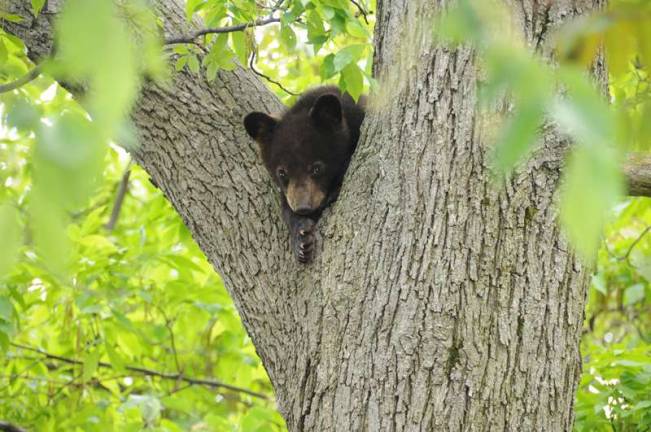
[{"left": 3, "top": 0, "right": 606, "bottom": 430}]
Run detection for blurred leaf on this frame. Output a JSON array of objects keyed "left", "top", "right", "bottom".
[
  {"left": 280, "top": 23, "right": 297, "bottom": 50},
  {"left": 82, "top": 349, "right": 100, "bottom": 382},
  {"left": 623, "top": 283, "right": 645, "bottom": 305},
  {"left": 560, "top": 145, "right": 624, "bottom": 258},
  {"left": 491, "top": 102, "right": 543, "bottom": 174},
  {"left": 31, "top": 0, "right": 46, "bottom": 16},
  {"left": 0, "top": 204, "right": 21, "bottom": 278}
]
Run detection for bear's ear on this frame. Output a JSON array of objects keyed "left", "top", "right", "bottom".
[
  {"left": 310, "top": 94, "right": 342, "bottom": 127},
  {"left": 243, "top": 112, "right": 278, "bottom": 143}
]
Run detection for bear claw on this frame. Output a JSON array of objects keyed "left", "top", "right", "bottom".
[{"left": 293, "top": 219, "right": 316, "bottom": 263}]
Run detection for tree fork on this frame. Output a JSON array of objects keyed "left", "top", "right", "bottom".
[{"left": 0, "top": 0, "right": 640, "bottom": 430}]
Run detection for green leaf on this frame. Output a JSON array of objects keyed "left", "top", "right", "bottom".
[
  {"left": 280, "top": 23, "right": 297, "bottom": 50},
  {"left": 321, "top": 54, "right": 336, "bottom": 79},
  {"left": 82, "top": 349, "right": 100, "bottom": 382},
  {"left": 560, "top": 145, "right": 624, "bottom": 258},
  {"left": 188, "top": 54, "right": 200, "bottom": 74},
  {"left": 491, "top": 102, "right": 543, "bottom": 174},
  {"left": 0, "top": 204, "right": 21, "bottom": 278},
  {"left": 31, "top": 0, "right": 46, "bottom": 16},
  {"left": 0, "top": 12, "right": 23, "bottom": 23},
  {"left": 554, "top": 67, "right": 615, "bottom": 146},
  {"left": 185, "top": 0, "right": 206, "bottom": 21},
  {"left": 591, "top": 273, "right": 607, "bottom": 295},
  {"left": 56, "top": 0, "right": 139, "bottom": 134},
  {"left": 333, "top": 44, "right": 365, "bottom": 72},
  {"left": 623, "top": 283, "right": 645, "bottom": 306},
  {"left": 0, "top": 38, "right": 7, "bottom": 63},
  {"left": 345, "top": 19, "right": 369, "bottom": 39},
  {"left": 231, "top": 30, "right": 249, "bottom": 66},
  {"left": 175, "top": 56, "right": 187, "bottom": 71},
  {"left": 342, "top": 63, "right": 364, "bottom": 101},
  {"left": 0, "top": 296, "right": 12, "bottom": 322}
]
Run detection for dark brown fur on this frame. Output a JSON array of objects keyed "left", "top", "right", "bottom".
[{"left": 244, "top": 86, "right": 366, "bottom": 263}]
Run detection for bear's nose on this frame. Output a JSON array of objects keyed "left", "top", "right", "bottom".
[{"left": 294, "top": 205, "right": 315, "bottom": 216}]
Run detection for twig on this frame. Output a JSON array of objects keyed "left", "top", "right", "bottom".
[
  {"left": 610, "top": 226, "right": 651, "bottom": 261},
  {"left": 0, "top": 64, "right": 42, "bottom": 93},
  {"left": 157, "top": 306, "right": 183, "bottom": 375},
  {"left": 105, "top": 161, "right": 132, "bottom": 231},
  {"left": 165, "top": 17, "right": 281, "bottom": 45},
  {"left": 10, "top": 343, "right": 268, "bottom": 400},
  {"left": 350, "top": 0, "right": 370, "bottom": 24},
  {"left": 249, "top": 50, "right": 299, "bottom": 96}
]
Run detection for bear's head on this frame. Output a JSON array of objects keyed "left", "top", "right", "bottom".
[{"left": 244, "top": 93, "right": 351, "bottom": 215}]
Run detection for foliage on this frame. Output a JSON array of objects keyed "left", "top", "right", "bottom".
[
  {"left": 577, "top": 198, "right": 651, "bottom": 432},
  {"left": 0, "top": 117, "right": 285, "bottom": 429},
  {"left": 1, "top": 94, "right": 284, "bottom": 429},
  {"left": 175, "top": 0, "right": 375, "bottom": 103}
]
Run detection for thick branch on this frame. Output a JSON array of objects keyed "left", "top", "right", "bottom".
[
  {"left": 10, "top": 343, "right": 268, "bottom": 400},
  {"left": 623, "top": 153, "right": 651, "bottom": 197}
]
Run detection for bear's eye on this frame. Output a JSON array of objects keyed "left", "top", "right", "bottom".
[{"left": 311, "top": 163, "right": 324, "bottom": 177}]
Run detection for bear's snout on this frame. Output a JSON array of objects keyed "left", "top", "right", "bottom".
[{"left": 287, "top": 179, "right": 326, "bottom": 215}]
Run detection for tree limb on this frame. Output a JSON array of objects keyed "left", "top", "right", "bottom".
[
  {"left": 0, "top": 64, "right": 42, "bottom": 93},
  {"left": 623, "top": 153, "right": 651, "bottom": 197},
  {"left": 10, "top": 343, "right": 269, "bottom": 400}
]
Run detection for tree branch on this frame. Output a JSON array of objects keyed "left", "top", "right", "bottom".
[
  {"left": 623, "top": 153, "right": 651, "bottom": 197},
  {"left": 0, "top": 64, "right": 42, "bottom": 93},
  {"left": 249, "top": 50, "right": 299, "bottom": 96},
  {"left": 164, "top": 16, "right": 281, "bottom": 45},
  {"left": 105, "top": 162, "right": 131, "bottom": 231},
  {"left": 10, "top": 343, "right": 269, "bottom": 400},
  {"left": 350, "top": 0, "right": 370, "bottom": 24},
  {"left": 0, "top": 422, "right": 26, "bottom": 432},
  {"left": 607, "top": 225, "right": 651, "bottom": 261}
]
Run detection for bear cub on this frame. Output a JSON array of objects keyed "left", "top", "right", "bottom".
[{"left": 244, "top": 86, "right": 365, "bottom": 263}]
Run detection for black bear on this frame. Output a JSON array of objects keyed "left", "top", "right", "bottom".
[{"left": 243, "top": 86, "right": 365, "bottom": 263}]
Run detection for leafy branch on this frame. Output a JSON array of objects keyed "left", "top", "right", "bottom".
[
  {"left": 10, "top": 343, "right": 269, "bottom": 400},
  {"left": 164, "top": 16, "right": 281, "bottom": 45}
]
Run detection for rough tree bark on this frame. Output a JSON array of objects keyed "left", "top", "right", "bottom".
[{"left": 1, "top": 0, "right": 628, "bottom": 430}]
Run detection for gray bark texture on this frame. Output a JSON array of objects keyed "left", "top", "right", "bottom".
[{"left": 3, "top": 0, "right": 607, "bottom": 430}]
